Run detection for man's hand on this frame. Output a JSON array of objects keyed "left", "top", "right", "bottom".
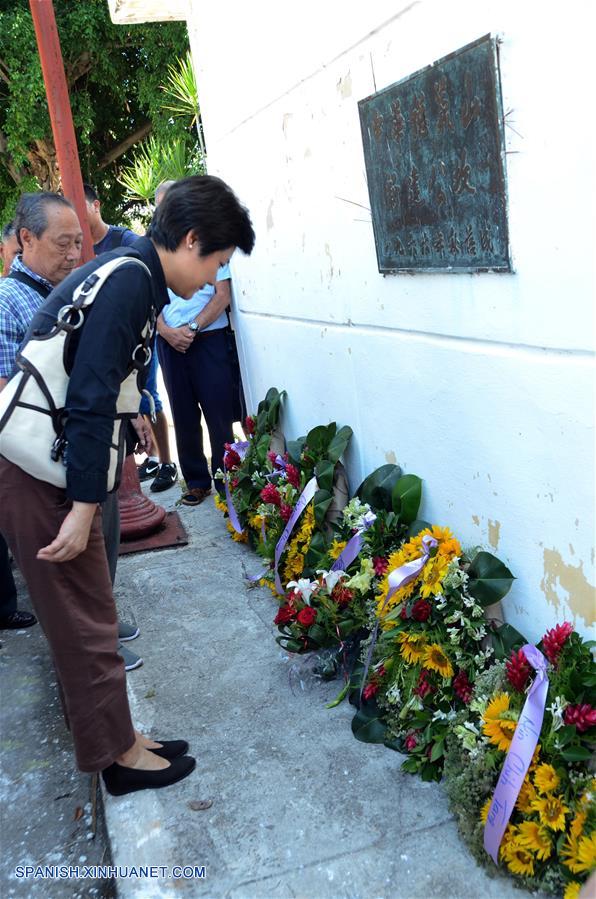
[
  {"left": 157, "top": 315, "right": 194, "bottom": 353},
  {"left": 37, "top": 501, "right": 97, "bottom": 563},
  {"left": 132, "top": 413, "right": 154, "bottom": 455}
]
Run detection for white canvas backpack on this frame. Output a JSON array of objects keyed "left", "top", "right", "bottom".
[{"left": 0, "top": 255, "right": 154, "bottom": 491}]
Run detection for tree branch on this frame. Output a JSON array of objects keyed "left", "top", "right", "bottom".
[
  {"left": 0, "top": 130, "right": 27, "bottom": 184},
  {"left": 97, "top": 121, "right": 152, "bottom": 170}
]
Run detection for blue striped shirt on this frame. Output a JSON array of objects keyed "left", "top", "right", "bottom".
[{"left": 0, "top": 256, "right": 54, "bottom": 378}]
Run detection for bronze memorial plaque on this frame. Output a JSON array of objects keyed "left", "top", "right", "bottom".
[{"left": 359, "top": 34, "right": 511, "bottom": 273}]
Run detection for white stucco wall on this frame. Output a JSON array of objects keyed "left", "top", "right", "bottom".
[{"left": 184, "top": 0, "right": 595, "bottom": 641}]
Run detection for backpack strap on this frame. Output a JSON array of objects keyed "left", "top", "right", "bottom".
[{"left": 7, "top": 271, "right": 52, "bottom": 299}]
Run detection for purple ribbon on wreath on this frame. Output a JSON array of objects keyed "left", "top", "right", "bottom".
[
  {"left": 224, "top": 440, "right": 250, "bottom": 534},
  {"left": 274, "top": 476, "right": 318, "bottom": 594},
  {"left": 483, "top": 644, "right": 549, "bottom": 865},
  {"left": 330, "top": 511, "right": 377, "bottom": 572},
  {"left": 359, "top": 535, "right": 438, "bottom": 700}
]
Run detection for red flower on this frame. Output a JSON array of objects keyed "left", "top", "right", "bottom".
[
  {"left": 331, "top": 584, "right": 354, "bottom": 608},
  {"left": 542, "top": 621, "right": 574, "bottom": 666},
  {"left": 399, "top": 605, "right": 409, "bottom": 620},
  {"left": 373, "top": 556, "right": 389, "bottom": 576},
  {"left": 506, "top": 649, "right": 531, "bottom": 692},
  {"left": 231, "top": 478, "right": 239, "bottom": 489},
  {"left": 244, "top": 415, "right": 255, "bottom": 435},
  {"left": 296, "top": 607, "right": 317, "bottom": 627},
  {"left": 564, "top": 703, "right": 596, "bottom": 733},
  {"left": 362, "top": 682, "right": 379, "bottom": 701},
  {"left": 411, "top": 599, "right": 432, "bottom": 622},
  {"left": 260, "top": 483, "right": 282, "bottom": 506},
  {"left": 274, "top": 605, "right": 296, "bottom": 625},
  {"left": 267, "top": 450, "right": 278, "bottom": 464},
  {"left": 285, "top": 463, "right": 300, "bottom": 489},
  {"left": 224, "top": 448, "right": 241, "bottom": 470},
  {"left": 413, "top": 669, "right": 435, "bottom": 699},
  {"left": 279, "top": 503, "right": 292, "bottom": 523},
  {"left": 453, "top": 670, "right": 473, "bottom": 703},
  {"left": 404, "top": 732, "right": 418, "bottom": 751}
]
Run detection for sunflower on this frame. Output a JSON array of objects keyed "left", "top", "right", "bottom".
[
  {"left": 248, "top": 512, "right": 264, "bottom": 531},
  {"left": 480, "top": 798, "right": 492, "bottom": 825},
  {"left": 571, "top": 810, "right": 587, "bottom": 840},
  {"left": 482, "top": 693, "right": 518, "bottom": 752},
  {"left": 226, "top": 521, "right": 248, "bottom": 543},
  {"left": 563, "top": 883, "right": 582, "bottom": 899},
  {"left": 423, "top": 643, "right": 454, "bottom": 678},
  {"left": 214, "top": 493, "right": 228, "bottom": 513},
  {"left": 396, "top": 631, "right": 428, "bottom": 665},
  {"left": 499, "top": 824, "right": 519, "bottom": 862},
  {"left": 517, "top": 821, "right": 552, "bottom": 861},
  {"left": 533, "top": 763, "right": 560, "bottom": 795},
  {"left": 329, "top": 539, "right": 347, "bottom": 560},
  {"left": 503, "top": 839, "right": 535, "bottom": 876},
  {"left": 531, "top": 795, "right": 569, "bottom": 831},
  {"left": 420, "top": 555, "right": 451, "bottom": 599},
  {"left": 574, "top": 833, "right": 596, "bottom": 874},
  {"left": 516, "top": 778, "right": 538, "bottom": 814}
]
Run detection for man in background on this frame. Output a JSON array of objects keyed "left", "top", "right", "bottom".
[
  {"left": 0, "top": 221, "right": 19, "bottom": 275},
  {"left": 83, "top": 183, "right": 138, "bottom": 254}
]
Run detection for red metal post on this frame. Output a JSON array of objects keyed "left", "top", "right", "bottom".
[{"left": 29, "top": 0, "right": 94, "bottom": 263}]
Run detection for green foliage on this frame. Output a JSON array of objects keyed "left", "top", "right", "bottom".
[
  {"left": 0, "top": 0, "right": 191, "bottom": 225},
  {"left": 467, "top": 551, "right": 515, "bottom": 607},
  {"left": 356, "top": 464, "right": 403, "bottom": 512}
]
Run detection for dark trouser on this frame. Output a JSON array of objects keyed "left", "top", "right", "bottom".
[
  {"left": 100, "top": 491, "right": 120, "bottom": 587},
  {"left": 157, "top": 328, "right": 235, "bottom": 490},
  {"left": 0, "top": 458, "right": 135, "bottom": 772},
  {"left": 0, "top": 532, "right": 17, "bottom": 617}
]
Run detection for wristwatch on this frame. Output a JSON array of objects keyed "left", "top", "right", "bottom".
[{"left": 187, "top": 320, "right": 201, "bottom": 333}]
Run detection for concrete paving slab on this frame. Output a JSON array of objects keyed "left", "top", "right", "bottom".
[{"left": 104, "top": 488, "right": 536, "bottom": 899}]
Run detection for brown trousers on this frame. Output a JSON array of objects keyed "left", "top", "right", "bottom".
[{"left": 0, "top": 458, "right": 135, "bottom": 772}]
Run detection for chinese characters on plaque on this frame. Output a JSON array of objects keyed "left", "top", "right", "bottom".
[{"left": 359, "top": 35, "right": 511, "bottom": 273}]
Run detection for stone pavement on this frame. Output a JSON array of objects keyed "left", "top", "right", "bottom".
[{"left": 103, "top": 486, "right": 527, "bottom": 899}]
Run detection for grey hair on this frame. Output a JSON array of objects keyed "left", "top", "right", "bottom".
[
  {"left": 1, "top": 220, "right": 15, "bottom": 241},
  {"left": 154, "top": 180, "right": 176, "bottom": 205},
  {"left": 14, "top": 192, "right": 74, "bottom": 248}
]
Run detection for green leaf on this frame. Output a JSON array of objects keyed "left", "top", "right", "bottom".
[
  {"left": 351, "top": 705, "right": 387, "bottom": 744},
  {"left": 315, "top": 459, "right": 335, "bottom": 493},
  {"left": 327, "top": 425, "right": 353, "bottom": 464},
  {"left": 490, "top": 623, "right": 528, "bottom": 660},
  {"left": 401, "top": 757, "right": 420, "bottom": 774},
  {"left": 287, "top": 437, "right": 306, "bottom": 465},
  {"left": 383, "top": 738, "right": 402, "bottom": 752},
  {"left": 391, "top": 474, "right": 422, "bottom": 524},
  {"left": 430, "top": 740, "right": 445, "bottom": 762},
  {"left": 305, "top": 424, "right": 335, "bottom": 457},
  {"left": 356, "top": 464, "right": 403, "bottom": 512},
  {"left": 307, "top": 624, "right": 327, "bottom": 645},
  {"left": 326, "top": 683, "right": 350, "bottom": 708},
  {"left": 313, "top": 489, "right": 333, "bottom": 526},
  {"left": 467, "top": 552, "right": 515, "bottom": 606},
  {"left": 560, "top": 745, "right": 592, "bottom": 762},
  {"left": 556, "top": 726, "right": 577, "bottom": 747},
  {"left": 405, "top": 519, "right": 432, "bottom": 538}
]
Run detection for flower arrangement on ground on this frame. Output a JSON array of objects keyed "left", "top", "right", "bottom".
[
  {"left": 347, "top": 528, "right": 515, "bottom": 781},
  {"left": 443, "top": 622, "right": 596, "bottom": 895}
]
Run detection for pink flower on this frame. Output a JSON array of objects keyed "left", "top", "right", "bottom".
[
  {"left": 260, "top": 484, "right": 282, "bottom": 506},
  {"left": 373, "top": 557, "right": 389, "bottom": 576},
  {"left": 453, "top": 670, "right": 473, "bottom": 704},
  {"left": 267, "top": 450, "right": 278, "bottom": 464},
  {"left": 279, "top": 503, "right": 292, "bottom": 523},
  {"left": 362, "top": 682, "right": 379, "bottom": 701},
  {"left": 413, "top": 669, "right": 435, "bottom": 699},
  {"left": 404, "top": 732, "right": 418, "bottom": 752},
  {"left": 563, "top": 704, "right": 596, "bottom": 733},
  {"left": 285, "top": 463, "right": 300, "bottom": 489},
  {"left": 244, "top": 416, "right": 255, "bottom": 435},
  {"left": 542, "top": 621, "right": 574, "bottom": 666},
  {"left": 506, "top": 649, "right": 531, "bottom": 692}
]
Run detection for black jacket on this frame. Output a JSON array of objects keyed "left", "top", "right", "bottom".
[{"left": 24, "top": 238, "right": 169, "bottom": 503}]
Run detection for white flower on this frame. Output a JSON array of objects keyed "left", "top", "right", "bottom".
[
  {"left": 286, "top": 579, "right": 319, "bottom": 604},
  {"left": 547, "top": 695, "right": 568, "bottom": 732},
  {"left": 447, "top": 627, "right": 462, "bottom": 644},
  {"left": 342, "top": 498, "right": 372, "bottom": 529},
  {"left": 468, "top": 625, "right": 487, "bottom": 641},
  {"left": 316, "top": 569, "right": 346, "bottom": 592},
  {"left": 386, "top": 683, "right": 402, "bottom": 706}
]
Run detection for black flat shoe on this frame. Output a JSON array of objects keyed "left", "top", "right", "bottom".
[
  {"left": 149, "top": 739, "right": 189, "bottom": 760},
  {"left": 101, "top": 755, "right": 196, "bottom": 796}
]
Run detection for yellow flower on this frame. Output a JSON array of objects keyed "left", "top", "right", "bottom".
[
  {"left": 533, "top": 763, "right": 560, "bottom": 795},
  {"left": 564, "top": 883, "right": 582, "bottom": 899},
  {"left": 516, "top": 778, "right": 538, "bottom": 813},
  {"left": 282, "top": 504, "right": 315, "bottom": 584},
  {"left": 423, "top": 643, "right": 454, "bottom": 678},
  {"left": 482, "top": 693, "right": 517, "bottom": 752},
  {"left": 531, "top": 795, "right": 569, "bottom": 832},
  {"left": 503, "top": 838, "right": 535, "bottom": 877},
  {"left": 517, "top": 821, "right": 552, "bottom": 861},
  {"left": 329, "top": 539, "right": 347, "bottom": 560},
  {"left": 480, "top": 798, "right": 492, "bottom": 824},
  {"left": 499, "top": 824, "right": 518, "bottom": 862},
  {"left": 226, "top": 521, "right": 248, "bottom": 543},
  {"left": 420, "top": 555, "right": 451, "bottom": 599},
  {"left": 574, "top": 833, "right": 596, "bottom": 874},
  {"left": 248, "top": 512, "right": 264, "bottom": 532},
  {"left": 571, "top": 810, "right": 587, "bottom": 841},
  {"left": 396, "top": 631, "right": 428, "bottom": 665},
  {"left": 214, "top": 493, "right": 228, "bottom": 513}
]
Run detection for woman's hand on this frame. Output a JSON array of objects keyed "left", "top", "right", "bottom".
[{"left": 37, "top": 501, "right": 97, "bottom": 563}]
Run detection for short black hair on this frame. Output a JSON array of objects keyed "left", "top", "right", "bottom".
[
  {"left": 14, "top": 192, "right": 75, "bottom": 249},
  {"left": 1, "top": 220, "right": 15, "bottom": 241},
  {"left": 149, "top": 175, "right": 255, "bottom": 256},
  {"left": 83, "top": 183, "right": 99, "bottom": 203}
]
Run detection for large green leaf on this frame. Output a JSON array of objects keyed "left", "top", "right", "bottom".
[
  {"left": 327, "top": 425, "right": 353, "bottom": 464},
  {"left": 392, "top": 474, "right": 422, "bottom": 523},
  {"left": 351, "top": 705, "right": 387, "bottom": 744},
  {"left": 356, "top": 464, "right": 403, "bottom": 512},
  {"left": 315, "top": 460, "right": 335, "bottom": 493},
  {"left": 560, "top": 746, "right": 593, "bottom": 762},
  {"left": 467, "top": 552, "right": 515, "bottom": 607},
  {"left": 490, "top": 623, "right": 527, "bottom": 660},
  {"left": 313, "top": 489, "right": 333, "bottom": 526},
  {"left": 305, "top": 424, "right": 335, "bottom": 457},
  {"left": 287, "top": 437, "right": 306, "bottom": 465}
]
